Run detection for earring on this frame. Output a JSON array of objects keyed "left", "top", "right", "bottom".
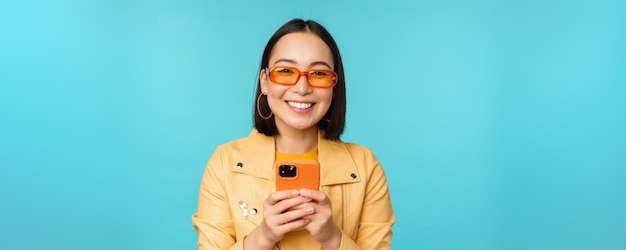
[{"left": 257, "top": 93, "right": 272, "bottom": 120}]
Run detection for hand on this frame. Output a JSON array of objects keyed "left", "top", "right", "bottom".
[
  {"left": 244, "top": 190, "right": 313, "bottom": 249},
  {"left": 299, "top": 189, "right": 342, "bottom": 250}
]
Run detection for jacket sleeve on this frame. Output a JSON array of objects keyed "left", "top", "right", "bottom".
[
  {"left": 191, "top": 146, "right": 244, "bottom": 250},
  {"left": 339, "top": 148, "right": 395, "bottom": 250}
]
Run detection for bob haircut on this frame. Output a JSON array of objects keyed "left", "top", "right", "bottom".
[{"left": 254, "top": 18, "right": 346, "bottom": 140}]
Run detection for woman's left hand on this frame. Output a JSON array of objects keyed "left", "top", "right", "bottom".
[{"left": 298, "top": 189, "right": 342, "bottom": 250}]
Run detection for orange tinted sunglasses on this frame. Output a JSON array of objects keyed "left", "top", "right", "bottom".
[{"left": 265, "top": 66, "right": 337, "bottom": 88}]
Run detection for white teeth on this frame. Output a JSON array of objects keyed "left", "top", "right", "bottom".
[{"left": 288, "top": 101, "right": 313, "bottom": 109}]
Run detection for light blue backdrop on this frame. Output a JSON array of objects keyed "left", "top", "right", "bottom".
[{"left": 1, "top": 0, "right": 624, "bottom": 249}]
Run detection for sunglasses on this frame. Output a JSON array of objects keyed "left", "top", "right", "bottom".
[{"left": 265, "top": 66, "right": 337, "bottom": 88}]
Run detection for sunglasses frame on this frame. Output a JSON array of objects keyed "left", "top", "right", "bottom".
[{"left": 265, "top": 66, "right": 337, "bottom": 88}]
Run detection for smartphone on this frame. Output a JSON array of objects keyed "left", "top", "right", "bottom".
[{"left": 275, "top": 158, "right": 320, "bottom": 191}]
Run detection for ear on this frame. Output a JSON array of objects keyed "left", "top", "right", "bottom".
[{"left": 260, "top": 68, "right": 268, "bottom": 94}]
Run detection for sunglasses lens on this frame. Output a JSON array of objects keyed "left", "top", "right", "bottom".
[
  {"left": 269, "top": 67, "right": 337, "bottom": 87},
  {"left": 271, "top": 67, "right": 299, "bottom": 84},
  {"left": 308, "top": 70, "right": 336, "bottom": 87}
]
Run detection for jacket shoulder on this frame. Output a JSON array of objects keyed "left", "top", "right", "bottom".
[
  {"left": 340, "top": 141, "right": 375, "bottom": 155},
  {"left": 207, "top": 133, "right": 252, "bottom": 167},
  {"left": 339, "top": 141, "right": 383, "bottom": 170},
  {"left": 215, "top": 134, "right": 250, "bottom": 153}
]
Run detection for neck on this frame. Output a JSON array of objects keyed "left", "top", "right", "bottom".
[{"left": 275, "top": 127, "right": 318, "bottom": 154}]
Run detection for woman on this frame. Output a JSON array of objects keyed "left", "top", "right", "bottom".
[{"left": 192, "top": 18, "right": 395, "bottom": 250}]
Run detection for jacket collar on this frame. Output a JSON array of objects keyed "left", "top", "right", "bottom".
[{"left": 233, "top": 129, "right": 360, "bottom": 186}]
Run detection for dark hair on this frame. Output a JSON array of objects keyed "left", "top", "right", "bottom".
[{"left": 254, "top": 18, "right": 346, "bottom": 140}]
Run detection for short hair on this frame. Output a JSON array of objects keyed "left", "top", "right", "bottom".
[{"left": 254, "top": 18, "right": 346, "bottom": 140}]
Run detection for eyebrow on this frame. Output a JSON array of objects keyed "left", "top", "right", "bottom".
[{"left": 272, "top": 59, "right": 332, "bottom": 69}]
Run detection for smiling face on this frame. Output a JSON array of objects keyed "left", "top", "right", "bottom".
[{"left": 260, "top": 32, "right": 335, "bottom": 135}]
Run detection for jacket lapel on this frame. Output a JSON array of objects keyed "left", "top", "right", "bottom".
[
  {"left": 231, "top": 130, "right": 275, "bottom": 180},
  {"left": 318, "top": 132, "right": 361, "bottom": 186},
  {"left": 232, "top": 129, "right": 361, "bottom": 185}
]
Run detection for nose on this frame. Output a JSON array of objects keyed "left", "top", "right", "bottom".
[{"left": 292, "top": 73, "right": 313, "bottom": 95}]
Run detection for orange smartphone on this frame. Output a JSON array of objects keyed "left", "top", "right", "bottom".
[{"left": 275, "top": 159, "right": 320, "bottom": 191}]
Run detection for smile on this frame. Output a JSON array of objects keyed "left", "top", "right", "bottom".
[{"left": 287, "top": 101, "right": 314, "bottom": 109}]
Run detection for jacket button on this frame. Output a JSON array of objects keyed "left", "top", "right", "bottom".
[
  {"left": 250, "top": 208, "right": 257, "bottom": 215},
  {"left": 236, "top": 162, "right": 243, "bottom": 168},
  {"left": 350, "top": 173, "right": 357, "bottom": 179}
]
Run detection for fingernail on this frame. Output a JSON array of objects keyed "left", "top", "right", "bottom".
[
  {"left": 306, "top": 207, "right": 314, "bottom": 213},
  {"left": 292, "top": 190, "right": 299, "bottom": 196},
  {"left": 299, "top": 189, "right": 307, "bottom": 195}
]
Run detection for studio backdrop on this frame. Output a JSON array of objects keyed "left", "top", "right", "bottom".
[{"left": 1, "top": 0, "right": 624, "bottom": 249}]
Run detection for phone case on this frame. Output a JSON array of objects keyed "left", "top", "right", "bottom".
[{"left": 275, "top": 158, "right": 320, "bottom": 191}]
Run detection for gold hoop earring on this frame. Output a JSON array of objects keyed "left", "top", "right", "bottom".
[{"left": 257, "top": 94, "right": 272, "bottom": 120}]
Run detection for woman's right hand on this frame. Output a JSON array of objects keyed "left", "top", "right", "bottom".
[{"left": 243, "top": 190, "right": 314, "bottom": 250}]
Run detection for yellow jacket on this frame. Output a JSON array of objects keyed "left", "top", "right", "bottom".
[{"left": 192, "top": 130, "right": 395, "bottom": 249}]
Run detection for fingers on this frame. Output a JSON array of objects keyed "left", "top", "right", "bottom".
[
  {"left": 259, "top": 190, "right": 314, "bottom": 243},
  {"left": 298, "top": 189, "right": 330, "bottom": 205},
  {"left": 265, "top": 190, "right": 300, "bottom": 206},
  {"left": 263, "top": 198, "right": 314, "bottom": 235},
  {"left": 269, "top": 189, "right": 339, "bottom": 246},
  {"left": 288, "top": 202, "right": 311, "bottom": 211},
  {"left": 297, "top": 189, "right": 332, "bottom": 225},
  {"left": 275, "top": 207, "right": 314, "bottom": 228},
  {"left": 265, "top": 195, "right": 308, "bottom": 216},
  {"left": 296, "top": 190, "right": 339, "bottom": 245},
  {"left": 263, "top": 190, "right": 315, "bottom": 227}
]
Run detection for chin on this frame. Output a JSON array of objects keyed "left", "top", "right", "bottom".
[
  {"left": 286, "top": 120, "right": 319, "bottom": 131},
  {"left": 288, "top": 124, "right": 316, "bottom": 131}
]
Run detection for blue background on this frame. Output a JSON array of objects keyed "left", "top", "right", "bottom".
[{"left": 1, "top": 0, "right": 625, "bottom": 249}]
